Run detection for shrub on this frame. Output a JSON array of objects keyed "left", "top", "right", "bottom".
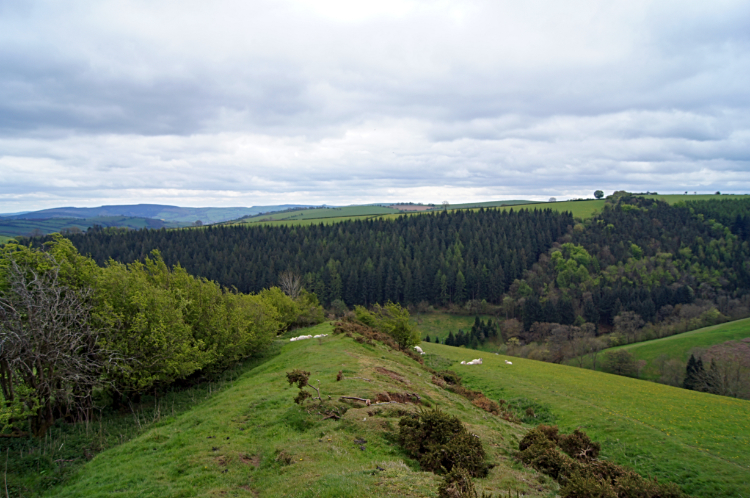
[
  {"left": 558, "top": 429, "right": 601, "bottom": 461},
  {"left": 399, "top": 408, "right": 490, "bottom": 477},
  {"left": 438, "top": 466, "right": 478, "bottom": 498},
  {"left": 516, "top": 425, "right": 687, "bottom": 497}
]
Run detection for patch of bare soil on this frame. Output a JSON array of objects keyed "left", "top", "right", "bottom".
[
  {"left": 375, "top": 392, "right": 421, "bottom": 404},
  {"left": 375, "top": 367, "right": 409, "bottom": 384},
  {"left": 239, "top": 454, "right": 261, "bottom": 467}
]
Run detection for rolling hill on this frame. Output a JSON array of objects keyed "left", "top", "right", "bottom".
[
  {"left": 33, "top": 326, "right": 748, "bottom": 497},
  {"left": 43, "top": 325, "right": 552, "bottom": 498},
  {"left": 610, "top": 318, "right": 750, "bottom": 380},
  {"left": 423, "top": 341, "right": 750, "bottom": 497}
]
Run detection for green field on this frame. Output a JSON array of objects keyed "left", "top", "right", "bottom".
[
  {"left": 639, "top": 194, "right": 749, "bottom": 204},
  {"left": 611, "top": 318, "right": 750, "bottom": 380},
  {"left": 233, "top": 205, "right": 401, "bottom": 224},
  {"left": 423, "top": 342, "right": 750, "bottom": 497},
  {"left": 412, "top": 313, "right": 497, "bottom": 343},
  {"left": 486, "top": 199, "right": 606, "bottom": 219},
  {"left": 219, "top": 193, "right": 746, "bottom": 230},
  {"left": 45, "top": 325, "right": 552, "bottom": 498},
  {"left": 0, "top": 234, "right": 12, "bottom": 245}
]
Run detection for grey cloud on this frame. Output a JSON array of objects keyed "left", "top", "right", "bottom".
[{"left": 1, "top": 0, "right": 749, "bottom": 211}]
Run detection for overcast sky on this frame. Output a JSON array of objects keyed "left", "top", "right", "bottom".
[{"left": 1, "top": 0, "right": 749, "bottom": 211}]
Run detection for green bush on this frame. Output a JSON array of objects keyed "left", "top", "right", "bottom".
[
  {"left": 438, "top": 466, "right": 478, "bottom": 498},
  {"left": 517, "top": 425, "right": 687, "bottom": 498},
  {"left": 398, "top": 407, "right": 490, "bottom": 477}
]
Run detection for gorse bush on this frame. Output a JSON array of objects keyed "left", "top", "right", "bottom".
[
  {"left": 517, "top": 425, "right": 686, "bottom": 498},
  {"left": 398, "top": 407, "right": 490, "bottom": 477}
]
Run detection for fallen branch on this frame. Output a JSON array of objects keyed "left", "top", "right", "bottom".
[{"left": 339, "top": 396, "right": 371, "bottom": 406}]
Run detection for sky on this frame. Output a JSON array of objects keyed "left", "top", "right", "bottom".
[{"left": 1, "top": 0, "right": 749, "bottom": 211}]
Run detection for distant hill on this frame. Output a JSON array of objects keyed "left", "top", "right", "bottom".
[
  {"left": 0, "top": 203, "right": 320, "bottom": 239},
  {"left": 0, "top": 204, "right": 316, "bottom": 224}
]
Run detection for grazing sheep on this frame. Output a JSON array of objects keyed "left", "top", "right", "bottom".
[
  {"left": 413, "top": 346, "right": 426, "bottom": 355},
  {"left": 462, "top": 358, "right": 483, "bottom": 365},
  {"left": 290, "top": 334, "right": 313, "bottom": 342},
  {"left": 505, "top": 360, "right": 513, "bottom": 365},
  {"left": 313, "top": 334, "right": 328, "bottom": 338}
]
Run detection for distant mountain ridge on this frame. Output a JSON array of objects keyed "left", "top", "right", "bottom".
[{"left": 0, "top": 204, "right": 316, "bottom": 224}]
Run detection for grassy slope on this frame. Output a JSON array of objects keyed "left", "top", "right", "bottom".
[
  {"left": 422, "top": 342, "right": 750, "bottom": 497},
  {"left": 49, "top": 324, "right": 551, "bottom": 498},
  {"left": 610, "top": 318, "right": 750, "bottom": 380},
  {"left": 412, "top": 313, "right": 498, "bottom": 344},
  {"left": 0, "top": 234, "right": 12, "bottom": 245},
  {"left": 235, "top": 206, "right": 401, "bottom": 223}
]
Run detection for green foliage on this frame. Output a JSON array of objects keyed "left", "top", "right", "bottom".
[
  {"left": 354, "top": 302, "right": 420, "bottom": 349},
  {"left": 518, "top": 425, "right": 687, "bottom": 498},
  {"left": 286, "top": 369, "right": 311, "bottom": 388},
  {"left": 437, "top": 466, "right": 478, "bottom": 498},
  {"left": 398, "top": 407, "right": 490, "bottom": 477},
  {"left": 96, "top": 254, "right": 211, "bottom": 394},
  {"left": 551, "top": 243, "right": 594, "bottom": 289},
  {"left": 602, "top": 350, "right": 638, "bottom": 377},
  {"left": 372, "top": 302, "right": 420, "bottom": 349}
]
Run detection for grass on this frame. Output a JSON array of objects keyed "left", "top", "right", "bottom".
[
  {"left": 610, "top": 318, "right": 750, "bottom": 380},
  {"left": 0, "top": 234, "right": 12, "bottom": 245},
  {"left": 2, "top": 347, "right": 281, "bottom": 497},
  {"left": 233, "top": 206, "right": 401, "bottom": 224},
  {"left": 638, "top": 194, "right": 750, "bottom": 204},
  {"left": 39, "top": 324, "right": 554, "bottom": 498},
  {"left": 422, "top": 342, "right": 750, "bottom": 497},
  {"left": 411, "top": 313, "right": 497, "bottom": 343}
]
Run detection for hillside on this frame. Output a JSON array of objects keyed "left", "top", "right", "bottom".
[
  {"left": 0, "top": 204, "right": 315, "bottom": 224},
  {"left": 610, "top": 318, "right": 750, "bottom": 380},
  {"left": 45, "top": 325, "right": 552, "bottom": 498},
  {"left": 230, "top": 205, "right": 402, "bottom": 226},
  {"left": 37, "top": 326, "right": 749, "bottom": 497},
  {"left": 0, "top": 216, "right": 189, "bottom": 238},
  {"left": 423, "top": 342, "right": 750, "bottom": 497}
]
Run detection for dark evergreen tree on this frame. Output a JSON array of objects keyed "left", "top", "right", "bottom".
[{"left": 683, "top": 355, "right": 705, "bottom": 391}]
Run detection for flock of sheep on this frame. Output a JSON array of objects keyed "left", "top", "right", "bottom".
[
  {"left": 289, "top": 334, "right": 328, "bottom": 341},
  {"left": 289, "top": 335, "right": 513, "bottom": 367}
]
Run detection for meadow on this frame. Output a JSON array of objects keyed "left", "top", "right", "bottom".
[
  {"left": 233, "top": 205, "right": 401, "bottom": 224},
  {"left": 0, "top": 234, "right": 12, "bottom": 245},
  {"left": 411, "top": 312, "right": 501, "bottom": 346},
  {"left": 41, "top": 326, "right": 553, "bottom": 498},
  {"left": 610, "top": 318, "right": 750, "bottom": 380},
  {"left": 423, "top": 342, "right": 750, "bottom": 497},
  {"left": 639, "top": 193, "right": 749, "bottom": 204}
]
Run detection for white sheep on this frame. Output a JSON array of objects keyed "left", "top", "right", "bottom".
[
  {"left": 313, "top": 334, "right": 328, "bottom": 338},
  {"left": 290, "top": 334, "right": 313, "bottom": 342},
  {"left": 413, "top": 346, "right": 425, "bottom": 355},
  {"left": 462, "top": 358, "right": 483, "bottom": 365},
  {"left": 505, "top": 360, "right": 513, "bottom": 365}
]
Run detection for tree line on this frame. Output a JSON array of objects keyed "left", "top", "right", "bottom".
[
  {"left": 0, "top": 236, "right": 325, "bottom": 437},
  {"left": 55, "top": 209, "right": 572, "bottom": 308}
]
